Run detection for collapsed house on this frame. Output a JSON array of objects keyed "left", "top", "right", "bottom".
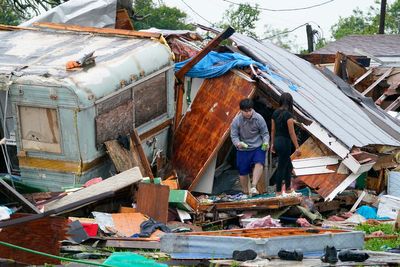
[
  {"left": 167, "top": 27, "right": 400, "bottom": 203},
  {"left": 0, "top": 24, "right": 175, "bottom": 191},
  {"left": 0, "top": 1, "right": 400, "bottom": 262},
  {"left": 305, "top": 34, "right": 400, "bottom": 117}
]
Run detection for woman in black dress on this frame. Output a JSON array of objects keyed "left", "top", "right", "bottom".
[{"left": 271, "top": 92, "right": 301, "bottom": 196}]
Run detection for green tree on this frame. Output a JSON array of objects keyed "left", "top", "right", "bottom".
[
  {"left": 133, "top": 0, "right": 194, "bottom": 30},
  {"left": 0, "top": 0, "right": 21, "bottom": 25},
  {"left": 220, "top": 3, "right": 260, "bottom": 38},
  {"left": 331, "top": 0, "right": 400, "bottom": 40},
  {"left": 4, "top": 0, "right": 63, "bottom": 19}
]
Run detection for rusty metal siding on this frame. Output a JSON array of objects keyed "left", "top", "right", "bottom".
[{"left": 172, "top": 71, "right": 256, "bottom": 189}]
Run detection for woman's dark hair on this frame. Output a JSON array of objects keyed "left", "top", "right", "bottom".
[
  {"left": 239, "top": 98, "right": 253, "bottom": 110},
  {"left": 277, "top": 93, "right": 294, "bottom": 122},
  {"left": 278, "top": 92, "right": 294, "bottom": 114}
]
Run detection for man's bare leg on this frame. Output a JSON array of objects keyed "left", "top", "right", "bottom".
[
  {"left": 240, "top": 175, "right": 249, "bottom": 194},
  {"left": 251, "top": 163, "right": 264, "bottom": 187}
]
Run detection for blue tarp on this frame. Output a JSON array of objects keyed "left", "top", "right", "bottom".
[
  {"left": 175, "top": 51, "right": 266, "bottom": 78},
  {"left": 356, "top": 205, "right": 390, "bottom": 220},
  {"left": 174, "top": 51, "right": 299, "bottom": 91}
]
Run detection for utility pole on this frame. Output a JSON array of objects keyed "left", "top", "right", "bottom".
[
  {"left": 379, "top": 0, "right": 387, "bottom": 34},
  {"left": 306, "top": 24, "right": 314, "bottom": 53}
]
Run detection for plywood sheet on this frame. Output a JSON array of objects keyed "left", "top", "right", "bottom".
[
  {"left": 173, "top": 71, "right": 256, "bottom": 190},
  {"left": 136, "top": 183, "right": 170, "bottom": 223},
  {"left": 298, "top": 167, "right": 348, "bottom": 198},
  {"left": 111, "top": 212, "right": 163, "bottom": 240},
  {"left": 104, "top": 140, "right": 137, "bottom": 173}
]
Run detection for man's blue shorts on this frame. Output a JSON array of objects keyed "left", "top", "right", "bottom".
[{"left": 236, "top": 146, "right": 266, "bottom": 175}]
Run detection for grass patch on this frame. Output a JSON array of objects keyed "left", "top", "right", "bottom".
[
  {"left": 364, "top": 237, "right": 400, "bottom": 251},
  {"left": 355, "top": 223, "right": 400, "bottom": 235},
  {"left": 356, "top": 223, "right": 400, "bottom": 251}
]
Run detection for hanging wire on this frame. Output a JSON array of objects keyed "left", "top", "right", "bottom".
[
  {"left": 221, "top": 0, "right": 334, "bottom": 12},
  {"left": 180, "top": 0, "right": 213, "bottom": 25}
]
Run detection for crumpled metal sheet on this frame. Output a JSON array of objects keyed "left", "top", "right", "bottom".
[{"left": 20, "top": 0, "right": 117, "bottom": 28}]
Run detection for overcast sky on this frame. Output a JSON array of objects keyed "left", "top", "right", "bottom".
[{"left": 163, "top": 0, "right": 395, "bottom": 51}]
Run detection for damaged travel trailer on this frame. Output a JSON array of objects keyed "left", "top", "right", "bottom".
[{"left": 0, "top": 24, "right": 175, "bottom": 191}]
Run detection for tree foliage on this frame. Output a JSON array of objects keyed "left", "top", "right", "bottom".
[
  {"left": 133, "top": 0, "right": 194, "bottom": 30},
  {"left": 331, "top": 0, "right": 400, "bottom": 40},
  {"left": 0, "top": 0, "right": 21, "bottom": 25},
  {"left": 220, "top": 3, "right": 260, "bottom": 38},
  {"left": 4, "top": 0, "right": 63, "bottom": 20}
]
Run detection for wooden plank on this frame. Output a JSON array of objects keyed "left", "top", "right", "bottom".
[
  {"left": 173, "top": 72, "right": 256, "bottom": 190},
  {"left": 136, "top": 183, "right": 169, "bottom": 223},
  {"left": 45, "top": 167, "right": 143, "bottom": 212},
  {"left": 0, "top": 24, "right": 35, "bottom": 31},
  {"left": 104, "top": 140, "right": 136, "bottom": 173},
  {"left": 362, "top": 67, "right": 393, "bottom": 96},
  {"left": 175, "top": 27, "right": 234, "bottom": 81},
  {"left": 0, "top": 179, "right": 40, "bottom": 214},
  {"left": 0, "top": 214, "right": 67, "bottom": 265},
  {"left": 33, "top": 22, "right": 161, "bottom": 39},
  {"left": 131, "top": 129, "right": 154, "bottom": 179},
  {"left": 198, "top": 196, "right": 301, "bottom": 212},
  {"left": 350, "top": 191, "right": 367, "bottom": 212},
  {"left": 333, "top": 52, "right": 343, "bottom": 77},
  {"left": 352, "top": 68, "right": 373, "bottom": 86},
  {"left": 115, "top": 9, "right": 134, "bottom": 30}
]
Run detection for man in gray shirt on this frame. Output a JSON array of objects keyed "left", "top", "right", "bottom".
[{"left": 230, "top": 98, "right": 269, "bottom": 195}]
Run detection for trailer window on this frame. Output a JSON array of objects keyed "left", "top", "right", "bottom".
[
  {"left": 19, "top": 106, "right": 61, "bottom": 153},
  {"left": 134, "top": 72, "right": 167, "bottom": 126}
]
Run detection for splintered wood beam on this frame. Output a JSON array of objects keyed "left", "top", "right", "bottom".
[
  {"left": 174, "top": 26, "right": 235, "bottom": 130},
  {"left": 352, "top": 68, "right": 373, "bottom": 87},
  {"left": 333, "top": 52, "right": 344, "bottom": 77},
  {"left": 175, "top": 26, "right": 235, "bottom": 81},
  {"left": 362, "top": 67, "right": 393, "bottom": 96},
  {"left": 131, "top": 129, "right": 154, "bottom": 179},
  {"left": 33, "top": 22, "right": 161, "bottom": 39}
]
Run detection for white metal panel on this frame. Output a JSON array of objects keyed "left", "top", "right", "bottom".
[
  {"left": 292, "top": 156, "right": 339, "bottom": 169},
  {"left": 294, "top": 166, "right": 335, "bottom": 176}
]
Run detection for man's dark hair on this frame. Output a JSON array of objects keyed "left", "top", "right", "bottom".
[{"left": 239, "top": 98, "right": 253, "bottom": 110}]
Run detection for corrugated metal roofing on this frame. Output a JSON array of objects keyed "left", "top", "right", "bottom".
[
  {"left": 230, "top": 33, "right": 400, "bottom": 148},
  {"left": 313, "top": 35, "right": 400, "bottom": 56},
  {"left": 0, "top": 29, "right": 173, "bottom": 105}
]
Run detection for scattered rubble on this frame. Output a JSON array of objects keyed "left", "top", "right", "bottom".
[{"left": 0, "top": 2, "right": 399, "bottom": 267}]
